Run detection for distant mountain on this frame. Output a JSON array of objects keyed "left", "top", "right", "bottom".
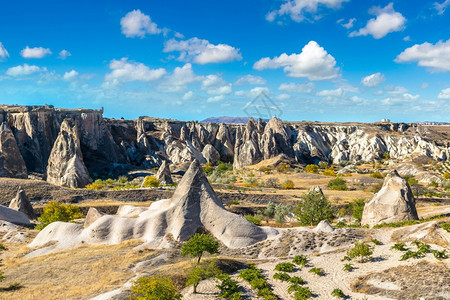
[{"left": 200, "top": 116, "right": 268, "bottom": 124}]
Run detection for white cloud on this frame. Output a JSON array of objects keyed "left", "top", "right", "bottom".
[
  {"left": 438, "top": 87, "right": 450, "bottom": 99},
  {"left": 395, "top": 39, "right": 450, "bottom": 72},
  {"left": 160, "top": 63, "right": 202, "bottom": 92},
  {"left": 338, "top": 18, "right": 356, "bottom": 29},
  {"left": 58, "top": 50, "right": 71, "bottom": 60},
  {"left": 278, "top": 82, "right": 315, "bottom": 93},
  {"left": 434, "top": 0, "right": 450, "bottom": 15},
  {"left": 316, "top": 87, "right": 344, "bottom": 97},
  {"left": 361, "top": 72, "right": 385, "bottom": 88},
  {"left": 276, "top": 93, "right": 291, "bottom": 100},
  {"left": 63, "top": 70, "right": 79, "bottom": 81},
  {"left": 183, "top": 91, "right": 195, "bottom": 100},
  {"left": 350, "top": 3, "right": 406, "bottom": 39},
  {"left": 201, "top": 75, "right": 232, "bottom": 95},
  {"left": 6, "top": 64, "right": 45, "bottom": 76},
  {"left": 382, "top": 93, "right": 419, "bottom": 105},
  {"left": 163, "top": 37, "right": 242, "bottom": 64},
  {"left": 267, "top": 0, "right": 349, "bottom": 23},
  {"left": 235, "top": 75, "right": 266, "bottom": 85},
  {"left": 403, "top": 36, "right": 411, "bottom": 42},
  {"left": 253, "top": 41, "right": 339, "bottom": 80},
  {"left": 120, "top": 9, "right": 161, "bottom": 38},
  {"left": 235, "top": 86, "right": 270, "bottom": 98},
  {"left": 20, "top": 46, "right": 52, "bottom": 58},
  {"left": 103, "top": 58, "right": 166, "bottom": 88},
  {"left": 207, "top": 95, "right": 225, "bottom": 103},
  {"left": 0, "top": 42, "right": 9, "bottom": 60},
  {"left": 386, "top": 85, "right": 408, "bottom": 94}
]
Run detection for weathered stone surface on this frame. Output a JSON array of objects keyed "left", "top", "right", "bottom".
[
  {"left": 201, "top": 144, "right": 220, "bottom": 165},
  {"left": 361, "top": 170, "right": 419, "bottom": 227},
  {"left": 0, "top": 205, "right": 31, "bottom": 226},
  {"left": 156, "top": 160, "right": 173, "bottom": 185},
  {"left": 46, "top": 119, "right": 92, "bottom": 188},
  {"left": 9, "top": 187, "right": 36, "bottom": 219},
  {"left": 84, "top": 207, "right": 105, "bottom": 227},
  {"left": 0, "top": 122, "right": 27, "bottom": 179},
  {"left": 314, "top": 220, "right": 334, "bottom": 232}
]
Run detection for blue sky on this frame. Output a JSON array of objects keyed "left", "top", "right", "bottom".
[{"left": 0, "top": 0, "right": 449, "bottom": 122}]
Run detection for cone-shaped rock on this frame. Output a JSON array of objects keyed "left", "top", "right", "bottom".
[
  {"left": 9, "top": 187, "right": 36, "bottom": 219},
  {"left": 202, "top": 144, "right": 220, "bottom": 165},
  {"left": 46, "top": 119, "right": 92, "bottom": 188},
  {"left": 361, "top": 170, "right": 418, "bottom": 227},
  {"left": 0, "top": 122, "right": 27, "bottom": 179},
  {"left": 156, "top": 160, "right": 173, "bottom": 185}
]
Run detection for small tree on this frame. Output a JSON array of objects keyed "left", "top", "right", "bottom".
[
  {"left": 264, "top": 202, "right": 276, "bottom": 219},
  {"left": 348, "top": 198, "right": 365, "bottom": 223},
  {"left": 143, "top": 176, "right": 160, "bottom": 188},
  {"left": 327, "top": 177, "right": 348, "bottom": 191},
  {"left": 130, "top": 276, "right": 181, "bottom": 300},
  {"left": 37, "top": 201, "right": 83, "bottom": 230},
  {"left": 186, "top": 260, "right": 221, "bottom": 293},
  {"left": 275, "top": 205, "right": 291, "bottom": 223},
  {"left": 346, "top": 242, "right": 373, "bottom": 263},
  {"left": 293, "top": 192, "right": 334, "bottom": 226},
  {"left": 305, "top": 164, "right": 319, "bottom": 174},
  {"left": 181, "top": 233, "right": 220, "bottom": 264}
]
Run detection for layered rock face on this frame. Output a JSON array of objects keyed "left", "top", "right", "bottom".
[
  {"left": 9, "top": 187, "right": 36, "bottom": 219},
  {"left": 0, "top": 122, "right": 27, "bottom": 178},
  {"left": 1, "top": 105, "right": 449, "bottom": 186},
  {"left": 361, "top": 170, "right": 419, "bottom": 227},
  {"left": 46, "top": 119, "right": 92, "bottom": 188},
  {"left": 29, "top": 160, "right": 276, "bottom": 254}
]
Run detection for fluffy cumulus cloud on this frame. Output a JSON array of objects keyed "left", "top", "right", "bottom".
[
  {"left": 350, "top": 3, "right": 406, "bottom": 39},
  {"left": 438, "top": 87, "right": 450, "bottom": 99},
  {"left": 235, "top": 86, "right": 270, "bottom": 98},
  {"left": 207, "top": 95, "right": 225, "bottom": 103},
  {"left": 163, "top": 37, "right": 242, "bottom": 64},
  {"left": 201, "top": 75, "right": 232, "bottom": 95},
  {"left": 361, "top": 72, "right": 385, "bottom": 88},
  {"left": 6, "top": 64, "right": 45, "bottom": 76},
  {"left": 253, "top": 41, "right": 339, "bottom": 80},
  {"left": 278, "top": 82, "right": 315, "bottom": 93},
  {"left": 235, "top": 75, "right": 266, "bottom": 85},
  {"left": 0, "top": 42, "right": 9, "bottom": 60},
  {"left": 20, "top": 46, "right": 52, "bottom": 58},
  {"left": 395, "top": 39, "right": 450, "bottom": 72},
  {"left": 63, "top": 70, "right": 79, "bottom": 81},
  {"left": 103, "top": 58, "right": 166, "bottom": 88},
  {"left": 266, "top": 0, "right": 349, "bottom": 23},
  {"left": 316, "top": 87, "right": 345, "bottom": 97},
  {"left": 160, "top": 63, "right": 203, "bottom": 92},
  {"left": 58, "top": 50, "right": 71, "bottom": 60},
  {"left": 121, "top": 9, "right": 161, "bottom": 38}
]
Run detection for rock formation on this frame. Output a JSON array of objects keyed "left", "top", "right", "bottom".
[
  {"left": 0, "top": 122, "right": 27, "bottom": 178},
  {"left": 46, "top": 119, "right": 92, "bottom": 188},
  {"left": 0, "top": 205, "right": 31, "bottom": 226},
  {"left": 83, "top": 207, "right": 104, "bottom": 227},
  {"left": 29, "top": 160, "right": 277, "bottom": 254},
  {"left": 202, "top": 144, "right": 220, "bottom": 165},
  {"left": 361, "top": 170, "right": 419, "bottom": 227},
  {"left": 156, "top": 160, "right": 173, "bottom": 185},
  {"left": 9, "top": 187, "right": 36, "bottom": 219}
]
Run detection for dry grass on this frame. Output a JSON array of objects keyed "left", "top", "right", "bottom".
[{"left": 1, "top": 240, "right": 155, "bottom": 300}]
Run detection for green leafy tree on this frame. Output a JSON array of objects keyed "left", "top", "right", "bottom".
[
  {"left": 181, "top": 233, "right": 220, "bottom": 264},
  {"left": 186, "top": 260, "right": 221, "bottom": 293},
  {"left": 36, "top": 201, "right": 83, "bottom": 230},
  {"left": 348, "top": 198, "right": 365, "bottom": 222},
  {"left": 130, "top": 276, "right": 181, "bottom": 300},
  {"left": 293, "top": 192, "right": 334, "bottom": 226}
]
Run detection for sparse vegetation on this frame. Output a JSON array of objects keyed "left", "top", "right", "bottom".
[
  {"left": 181, "top": 233, "right": 220, "bottom": 264},
  {"left": 305, "top": 164, "right": 319, "bottom": 174},
  {"left": 216, "top": 273, "right": 242, "bottom": 299},
  {"left": 274, "top": 262, "right": 295, "bottom": 272},
  {"left": 288, "top": 285, "right": 312, "bottom": 299},
  {"left": 293, "top": 191, "right": 334, "bottom": 226},
  {"left": 370, "top": 172, "right": 384, "bottom": 179},
  {"left": 431, "top": 249, "right": 448, "bottom": 260},
  {"left": 265, "top": 177, "right": 279, "bottom": 188},
  {"left": 239, "top": 265, "right": 276, "bottom": 300},
  {"left": 346, "top": 242, "right": 373, "bottom": 262},
  {"left": 282, "top": 179, "right": 294, "bottom": 189},
  {"left": 245, "top": 214, "right": 262, "bottom": 225},
  {"left": 292, "top": 255, "right": 308, "bottom": 267},
  {"left": 322, "top": 168, "right": 336, "bottom": 177},
  {"left": 288, "top": 276, "right": 305, "bottom": 285},
  {"left": 331, "top": 288, "right": 346, "bottom": 298},
  {"left": 36, "top": 201, "right": 83, "bottom": 230},
  {"left": 327, "top": 177, "right": 348, "bottom": 191},
  {"left": 143, "top": 176, "right": 160, "bottom": 188},
  {"left": 371, "top": 238, "right": 383, "bottom": 245},
  {"left": 186, "top": 260, "right": 221, "bottom": 293},
  {"left": 342, "top": 263, "right": 353, "bottom": 272},
  {"left": 274, "top": 204, "right": 291, "bottom": 223},
  {"left": 309, "top": 267, "right": 324, "bottom": 276},
  {"left": 130, "top": 275, "right": 181, "bottom": 300},
  {"left": 348, "top": 198, "right": 365, "bottom": 223},
  {"left": 391, "top": 243, "right": 407, "bottom": 251},
  {"left": 441, "top": 223, "right": 450, "bottom": 232},
  {"left": 273, "top": 272, "right": 291, "bottom": 281}
]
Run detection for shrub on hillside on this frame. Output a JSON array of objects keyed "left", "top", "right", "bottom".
[
  {"left": 346, "top": 242, "right": 373, "bottom": 262},
  {"left": 348, "top": 198, "right": 365, "bottom": 222},
  {"left": 327, "top": 177, "right": 348, "bottom": 191},
  {"left": 245, "top": 214, "right": 262, "bottom": 226},
  {"left": 322, "top": 168, "right": 336, "bottom": 176},
  {"left": 143, "top": 176, "right": 160, "bottom": 188},
  {"left": 293, "top": 191, "right": 334, "bottom": 226},
  {"left": 304, "top": 164, "right": 319, "bottom": 174},
  {"left": 130, "top": 276, "right": 181, "bottom": 300},
  {"left": 282, "top": 179, "right": 294, "bottom": 189},
  {"left": 370, "top": 172, "right": 383, "bottom": 179},
  {"left": 265, "top": 177, "right": 280, "bottom": 188},
  {"left": 36, "top": 201, "right": 83, "bottom": 230}
]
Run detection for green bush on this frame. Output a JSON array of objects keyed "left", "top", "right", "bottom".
[
  {"left": 143, "top": 176, "right": 160, "bottom": 188},
  {"left": 390, "top": 243, "right": 407, "bottom": 251},
  {"left": 292, "top": 255, "right": 308, "bottom": 267},
  {"left": 331, "top": 288, "right": 346, "bottom": 298},
  {"left": 130, "top": 276, "right": 181, "bottom": 300},
  {"left": 348, "top": 198, "right": 365, "bottom": 222},
  {"left": 181, "top": 233, "right": 220, "bottom": 264},
  {"left": 265, "top": 178, "right": 279, "bottom": 188},
  {"left": 293, "top": 191, "right": 334, "bottom": 226},
  {"left": 0, "top": 244, "right": 7, "bottom": 250},
  {"left": 431, "top": 249, "right": 448, "bottom": 260},
  {"left": 305, "top": 164, "right": 319, "bottom": 174},
  {"left": 274, "top": 205, "right": 291, "bottom": 223},
  {"left": 309, "top": 267, "right": 324, "bottom": 276},
  {"left": 370, "top": 172, "right": 383, "bottom": 179},
  {"left": 264, "top": 202, "right": 276, "bottom": 218},
  {"left": 36, "top": 201, "right": 83, "bottom": 230},
  {"left": 282, "top": 179, "right": 294, "bottom": 189},
  {"left": 441, "top": 223, "right": 450, "bottom": 232},
  {"left": 273, "top": 272, "right": 291, "bottom": 281},
  {"left": 292, "top": 286, "right": 313, "bottom": 299},
  {"left": 274, "top": 262, "right": 295, "bottom": 272},
  {"left": 216, "top": 273, "right": 242, "bottom": 299},
  {"left": 327, "top": 177, "right": 348, "bottom": 191},
  {"left": 342, "top": 263, "right": 353, "bottom": 272},
  {"left": 245, "top": 214, "right": 262, "bottom": 226},
  {"left": 239, "top": 265, "right": 275, "bottom": 299},
  {"left": 288, "top": 276, "right": 305, "bottom": 285},
  {"left": 346, "top": 242, "right": 373, "bottom": 262},
  {"left": 371, "top": 238, "right": 383, "bottom": 245},
  {"left": 186, "top": 260, "right": 221, "bottom": 293}
]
